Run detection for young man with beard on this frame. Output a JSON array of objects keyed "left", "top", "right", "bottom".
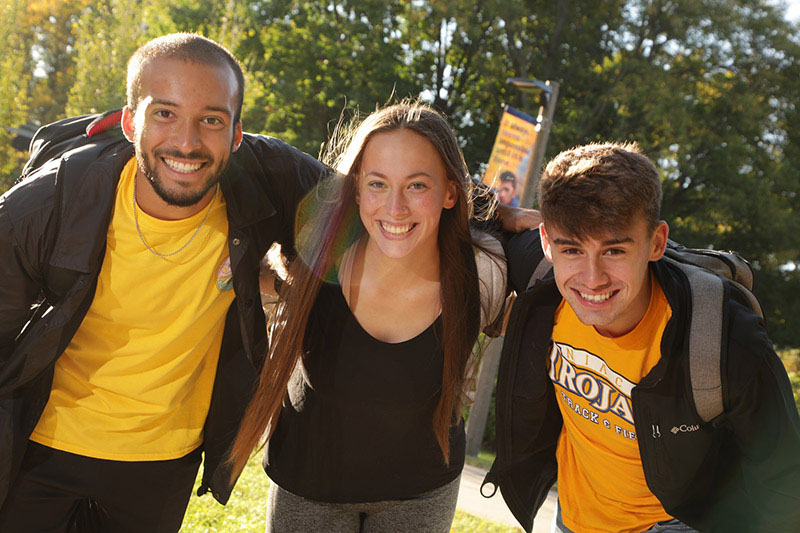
[
  {"left": 0, "top": 33, "right": 328, "bottom": 531},
  {"left": 489, "top": 142, "right": 800, "bottom": 532}
]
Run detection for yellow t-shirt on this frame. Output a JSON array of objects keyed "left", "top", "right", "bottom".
[
  {"left": 550, "top": 272, "right": 674, "bottom": 532},
  {"left": 31, "top": 158, "right": 235, "bottom": 461}
]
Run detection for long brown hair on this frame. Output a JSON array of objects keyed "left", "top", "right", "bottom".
[{"left": 229, "top": 101, "right": 486, "bottom": 476}]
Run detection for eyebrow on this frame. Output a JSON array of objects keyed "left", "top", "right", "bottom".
[
  {"left": 553, "top": 236, "right": 634, "bottom": 246},
  {"left": 602, "top": 237, "right": 634, "bottom": 246},
  {"left": 363, "top": 171, "right": 434, "bottom": 180},
  {"left": 150, "top": 99, "right": 232, "bottom": 117}
]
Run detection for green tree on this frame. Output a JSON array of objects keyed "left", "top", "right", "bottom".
[
  {"left": 20, "top": 0, "right": 91, "bottom": 124},
  {"left": 399, "top": 0, "right": 630, "bottom": 177},
  {"left": 400, "top": 0, "right": 509, "bottom": 172},
  {"left": 595, "top": 0, "right": 800, "bottom": 346},
  {"left": 0, "top": 0, "right": 31, "bottom": 191},
  {"left": 242, "top": 0, "right": 418, "bottom": 155},
  {"left": 66, "top": 0, "right": 153, "bottom": 115},
  {"left": 66, "top": 0, "right": 270, "bottom": 117}
]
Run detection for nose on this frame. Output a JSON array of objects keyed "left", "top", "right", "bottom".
[
  {"left": 172, "top": 119, "right": 202, "bottom": 153},
  {"left": 387, "top": 189, "right": 409, "bottom": 218},
  {"left": 581, "top": 256, "right": 609, "bottom": 289}
]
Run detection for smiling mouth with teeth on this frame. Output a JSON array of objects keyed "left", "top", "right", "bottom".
[
  {"left": 163, "top": 157, "right": 204, "bottom": 174},
  {"left": 578, "top": 290, "right": 614, "bottom": 303},
  {"left": 380, "top": 221, "right": 416, "bottom": 235}
]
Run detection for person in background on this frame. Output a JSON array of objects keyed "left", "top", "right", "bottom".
[
  {"left": 230, "top": 102, "right": 508, "bottom": 532},
  {"left": 497, "top": 170, "right": 520, "bottom": 207}
]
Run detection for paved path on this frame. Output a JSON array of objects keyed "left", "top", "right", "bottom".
[{"left": 457, "top": 464, "right": 557, "bottom": 532}]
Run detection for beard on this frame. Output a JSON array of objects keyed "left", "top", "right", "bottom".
[{"left": 136, "top": 148, "right": 228, "bottom": 208}]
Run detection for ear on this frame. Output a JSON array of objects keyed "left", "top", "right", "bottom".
[
  {"left": 442, "top": 181, "right": 457, "bottom": 209},
  {"left": 232, "top": 121, "right": 243, "bottom": 152},
  {"left": 540, "top": 223, "right": 553, "bottom": 263},
  {"left": 121, "top": 106, "right": 135, "bottom": 143},
  {"left": 649, "top": 221, "right": 670, "bottom": 261}
]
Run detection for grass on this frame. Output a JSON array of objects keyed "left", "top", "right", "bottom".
[
  {"left": 452, "top": 510, "right": 523, "bottom": 532},
  {"left": 181, "top": 455, "right": 268, "bottom": 532},
  {"left": 778, "top": 348, "right": 800, "bottom": 411},
  {"left": 180, "top": 454, "right": 521, "bottom": 532}
]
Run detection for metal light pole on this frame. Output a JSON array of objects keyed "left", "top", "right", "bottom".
[
  {"left": 464, "top": 335, "right": 504, "bottom": 457},
  {"left": 506, "top": 77, "right": 560, "bottom": 208},
  {"left": 464, "top": 77, "right": 559, "bottom": 459}
]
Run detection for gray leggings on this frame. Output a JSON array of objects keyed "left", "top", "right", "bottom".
[{"left": 265, "top": 475, "right": 461, "bottom": 533}]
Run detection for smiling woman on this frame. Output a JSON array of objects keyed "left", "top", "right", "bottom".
[
  {"left": 357, "top": 128, "right": 455, "bottom": 264},
  {"left": 229, "top": 101, "right": 507, "bottom": 533}
]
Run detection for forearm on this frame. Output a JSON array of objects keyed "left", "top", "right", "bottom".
[{"left": 470, "top": 178, "right": 542, "bottom": 233}]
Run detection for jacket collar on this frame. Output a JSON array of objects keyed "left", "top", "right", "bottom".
[
  {"left": 219, "top": 134, "right": 277, "bottom": 231},
  {"left": 50, "top": 143, "right": 132, "bottom": 274},
  {"left": 651, "top": 258, "right": 691, "bottom": 315}
]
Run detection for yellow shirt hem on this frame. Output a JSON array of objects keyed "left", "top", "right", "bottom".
[{"left": 28, "top": 432, "right": 202, "bottom": 462}]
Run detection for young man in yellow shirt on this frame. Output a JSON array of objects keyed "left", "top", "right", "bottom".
[
  {"left": 0, "top": 33, "right": 327, "bottom": 531},
  {"left": 489, "top": 143, "right": 800, "bottom": 532}
]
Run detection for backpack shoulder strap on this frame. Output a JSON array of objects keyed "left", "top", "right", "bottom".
[
  {"left": 526, "top": 256, "right": 552, "bottom": 290},
  {"left": 662, "top": 256, "right": 725, "bottom": 423}
]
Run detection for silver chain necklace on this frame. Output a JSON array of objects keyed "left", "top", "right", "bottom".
[{"left": 133, "top": 177, "right": 219, "bottom": 258}]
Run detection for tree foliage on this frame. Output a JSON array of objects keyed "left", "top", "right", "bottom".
[
  {"left": 0, "top": 0, "right": 30, "bottom": 187},
  {"left": 240, "top": 0, "right": 419, "bottom": 156},
  {"left": 66, "top": 0, "right": 152, "bottom": 115},
  {"left": 1, "top": 0, "right": 799, "bottom": 345}
]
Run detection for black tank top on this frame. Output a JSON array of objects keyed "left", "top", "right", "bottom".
[{"left": 264, "top": 282, "right": 465, "bottom": 503}]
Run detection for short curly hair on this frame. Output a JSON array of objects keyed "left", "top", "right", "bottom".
[{"left": 538, "top": 142, "right": 662, "bottom": 239}]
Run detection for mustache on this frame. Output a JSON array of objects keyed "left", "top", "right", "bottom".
[{"left": 154, "top": 148, "right": 213, "bottom": 162}]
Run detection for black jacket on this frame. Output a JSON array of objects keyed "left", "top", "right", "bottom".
[
  {"left": 0, "top": 125, "right": 327, "bottom": 507},
  {"left": 485, "top": 229, "right": 800, "bottom": 532}
]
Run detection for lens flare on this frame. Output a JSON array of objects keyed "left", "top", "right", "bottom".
[{"left": 294, "top": 174, "right": 363, "bottom": 284}]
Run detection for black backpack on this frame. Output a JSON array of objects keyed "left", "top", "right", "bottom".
[
  {"left": 661, "top": 241, "right": 762, "bottom": 423},
  {"left": 18, "top": 109, "right": 125, "bottom": 184}
]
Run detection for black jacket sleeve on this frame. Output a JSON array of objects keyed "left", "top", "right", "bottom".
[
  {"left": 0, "top": 192, "right": 47, "bottom": 368},
  {"left": 243, "top": 135, "right": 329, "bottom": 257},
  {"left": 721, "top": 297, "right": 800, "bottom": 531}
]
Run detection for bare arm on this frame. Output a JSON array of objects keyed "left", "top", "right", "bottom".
[{"left": 496, "top": 202, "right": 542, "bottom": 233}]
